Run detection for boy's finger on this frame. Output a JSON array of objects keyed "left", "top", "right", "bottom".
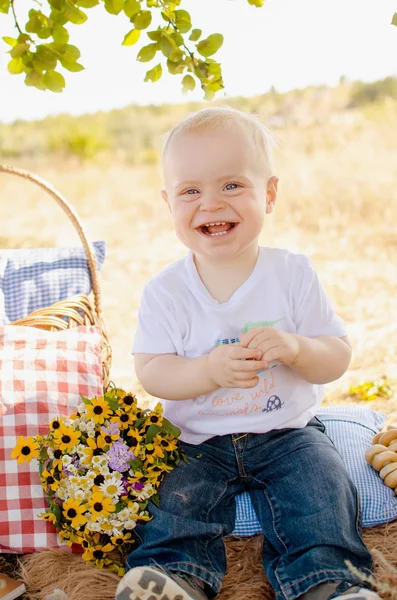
[
  {"left": 230, "top": 346, "right": 262, "bottom": 360},
  {"left": 234, "top": 377, "right": 260, "bottom": 389},
  {"left": 231, "top": 360, "right": 268, "bottom": 372},
  {"left": 239, "top": 328, "right": 263, "bottom": 348}
]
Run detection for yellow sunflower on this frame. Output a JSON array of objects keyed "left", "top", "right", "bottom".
[
  {"left": 51, "top": 448, "right": 64, "bottom": 470},
  {"left": 40, "top": 468, "right": 60, "bottom": 492},
  {"left": 86, "top": 397, "right": 112, "bottom": 425},
  {"left": 154, "top": 434, "right": 178, "bottom": 452},
  {"left": 119, "top": 393, "right": 137, "bottom": 412},
  {"left": 111, "top": 409, "right": 131, "bottom": 430},
  {"left": 49, "top": 417, "right": 64, "bottom": 433},
  {"left": 54, "top": 424, "right": 81, "bottom": 452},
  {"left": 88, "top": 491, "right": 116, "bottom": 522},
  {"left": 39, "top": 512, "right": 57, "bottom": 525},
  {"left": 111, "top": 532, "right": 133, "bottom": 547},
  {"left": 143, "top": 443, "right": 164, "bottom": 464},
  {"left": 82, "top": 541, "right": 115, "bottom": 568},
  {"left": 62, "top": 498, "right": 88, "bottom": 529},
  {"left": 97, "top": 428, "right": 119, "bottom": 448},
  {"left": 11, "top": 436, "right": 40, "bottom": 464}
]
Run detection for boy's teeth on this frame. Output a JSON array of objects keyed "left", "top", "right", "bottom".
[{"left": 210, "top": 231, "right": 228, "bottom": 236}]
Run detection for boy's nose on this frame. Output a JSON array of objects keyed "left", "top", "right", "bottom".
[{"left": 199, "top": 194, "right": 226, "bottom": 211}]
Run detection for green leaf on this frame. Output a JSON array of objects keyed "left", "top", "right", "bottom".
[
  {"left": 35, "top": 45, "right": 58, "bottom": 70},
  {"left": 43, "top": 70, "right": 66, "bottom": 92},
  {"left": 52, "top": 43, "right": 81, "bottom": 60},
  {"left": 189, "top": 28, "right": 201, "bottom": 42},
  {"left": 160, "top": 36, "right": 174, "bottom": 57},
  {"left": 25, "top": 70, "right": 43, "bottom": 86},
  {"left": 174, "top": 9, "right": 191, "bottom": 33},
  {"left": 133, "top": 10, "right": 152, "bottom": 30},
  {"left": 37, "top": 28, "right": 53, "bottom": 40},
  {"left": 168, "top": 48, "right": 184, "bottom": 63},
  {"left": 2, "top": 36, "right": 17, "bottom": 47},
  {"left": 104, "top": 394, "right": 119, "bottom": 411},
  {"left": 171, "top": 31, "right": 183, "bottom": 47},
  {"left": 105, "top": 0, "right": 124, "bottom": 15},
  {"left": 0, "top": 0, "right": 9, "bottom": 14},
  {"left": 161, "top": 418, "right": 181, "bottom": 438},
  {"left": 52, "top": 24, "right": 69, "bottom": 43},
  {"left": 10, "top": 43, "right": 29, "bottom": 58},
  {"left": 182, "top": 74, "right": 195, "bottom": 93},
  {"left": 166, "top": 58, "right": 185, "bottom": 75},
  {"left": 248, "top": 0, "right": 265, "bottom": 5},
  {"left": 8, "top": 57, "right": 24, "bottom": 74},
  {"left": 151, "top": 493, "right": 160, "bottom": 507},
  {"left": 146, "top": 424, "right": 162, "bottom": 442},
  {"left": 59, "top": 58, "right": 84, "bottom": 71},
  {"left": 147, "top": 29, "right": 162, "bottom": 42},
  {"left": 122, "top": 28, "right": 140, "bottom": 46},
  {"left": 137, "top": 42, "right": 157, "bottom": 62},
  {"left": 128, "top": 457, "right": 143, "bottom": 470},
  {"left": 124, "top": 0, "right": 140, "bottom": 18},
  {"left": 197, "top": 33, "right": 223, "bottom": 58},
  {"left": 76, "top": 0, "right": 99, "bottom": 7},
  {"left": 63, "top": 0, "right": 87, "bottom": 24},
  {"left": 392, "top": 12, "right": 397, "bottom": 26}
]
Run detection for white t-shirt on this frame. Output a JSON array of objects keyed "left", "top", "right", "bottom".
[{"left": 132, "top": 247, "right": 347, "bottom": 444}]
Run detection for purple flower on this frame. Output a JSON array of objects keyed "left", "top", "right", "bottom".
[
  {"left": 107, "top": 440, "right": 135, "bottom": 473},
  {"left": 102, "top": 422, "right": 119, "bottom": 436},
  {"left": 132, "top": 482, "right": 145, "bottom": 491}
]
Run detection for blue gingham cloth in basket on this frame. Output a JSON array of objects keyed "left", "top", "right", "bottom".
[
  {"left": 233, "top": 405, "right": 397, "bottom": 535},
  {"left": 0, "top": 241, "right": 106, "bottom": 323}
]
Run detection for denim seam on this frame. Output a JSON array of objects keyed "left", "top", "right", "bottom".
[
  {"left": 203, "top": 476, "right": 236, "bottom": 575},
  {"left": 232, "top": 435, "right": 248, "bottom": 478},
  {"left": 163, "top": 560, "right": 223, "bottom": 592},
  {"left": 263, "top": 484, "right": 288, "bottom": 553},
  {"left": 240, "top": 435, "right": 248, "bottom": 478},
  {"left": 274, "top": 567, "right": 361, "bottom": 599}
]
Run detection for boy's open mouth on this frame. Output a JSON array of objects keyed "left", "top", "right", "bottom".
[{"left": 197, "top": 222, "right": 238, "bottom": 237}]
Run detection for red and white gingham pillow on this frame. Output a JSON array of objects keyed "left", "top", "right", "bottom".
[{"left": 0, "top": 324, "right": 103, "bottom": 553}]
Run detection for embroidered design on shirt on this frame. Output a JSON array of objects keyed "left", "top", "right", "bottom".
[{"left": 215, "top": 318, "right": 284, "bottom": 347}]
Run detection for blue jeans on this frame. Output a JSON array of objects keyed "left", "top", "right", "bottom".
[{"left": 126, "top": 417, "right": 373, "bottom": 599}]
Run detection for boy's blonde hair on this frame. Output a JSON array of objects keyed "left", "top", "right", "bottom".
[{"left": 162, "top": 106, "right": 276, "bottom": 179}]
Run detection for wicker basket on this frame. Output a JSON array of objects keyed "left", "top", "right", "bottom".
[{"left": 0, "top": 164, "right": 112, "bottom": 388}]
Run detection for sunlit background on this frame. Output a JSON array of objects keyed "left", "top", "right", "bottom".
[{"left": 1, "top": 0, "right": 396, "bottom": 415}]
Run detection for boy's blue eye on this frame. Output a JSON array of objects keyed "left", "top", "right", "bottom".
[
  {"left": 225, "top": 183, "right": 238, "bottom": 190},
  {"left": 186, "top": 189, "right": 199, "bottom": 195}
]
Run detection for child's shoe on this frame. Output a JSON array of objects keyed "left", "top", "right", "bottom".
[
  {"left": 300, "top": 582, "right": 382, "bottom": 600},
  {"left": 332, "top": 585, "right": 382, "bottom": 600},
  {"left": 116, "top": 565, "right": 209, "bottom": 600}
]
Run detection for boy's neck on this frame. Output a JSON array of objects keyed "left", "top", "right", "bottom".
[{"left": 193, "top": 244, "right": 260, "bottom": 303}]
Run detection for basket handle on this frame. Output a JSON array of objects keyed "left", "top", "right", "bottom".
[{"left": 0, "top": 164, "right": 103, "bottom": 319}]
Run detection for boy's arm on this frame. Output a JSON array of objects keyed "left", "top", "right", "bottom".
[
  {"left": 134, "top": 353, "right": 218, "bottom": 401},
  {"left": 134, "top": 346, "right": 270, "bottom": 401},
  {"left": 289, "top": 334, "right": 351, "bottom": 384}
]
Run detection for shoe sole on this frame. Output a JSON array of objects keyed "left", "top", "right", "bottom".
[
  {"left": 116, "top": 566, "right": 193, "bottom": 600},
  {"left": 334, "top": 592, "right": 381, "bottom": 600}
]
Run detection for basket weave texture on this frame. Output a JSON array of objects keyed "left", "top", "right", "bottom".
[{"left": 0, "top": 164, "right": 112, "bottom": 388}]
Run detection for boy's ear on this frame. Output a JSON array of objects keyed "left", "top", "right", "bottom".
[
  {"left": 161, "top": 189, "right": 171, "bottom": 212},
  {"left": 266, "top": 176, "right": 279, "bottom": 214}
]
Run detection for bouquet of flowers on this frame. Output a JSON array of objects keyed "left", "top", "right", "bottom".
[{"left": 12, "top": 387, "right": 185, "bottom": 576}]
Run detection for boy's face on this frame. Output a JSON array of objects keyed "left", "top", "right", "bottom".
[{"left": 162, "top": 127, "right": 278, "bottom": 262}]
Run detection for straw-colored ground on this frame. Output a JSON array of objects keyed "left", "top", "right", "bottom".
[{"left": 1, "top": 104, "right": 396, "bottom": 419}]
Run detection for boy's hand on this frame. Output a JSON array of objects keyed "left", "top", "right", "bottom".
[
  {"left": 239, "top": 327, "right": 300, "bottom": 371},
  {"left": 207, "top": 344, "right": 269, "bottom": 389}
]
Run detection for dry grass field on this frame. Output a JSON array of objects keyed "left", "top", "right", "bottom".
[{"left": 1, "top": 98, "right": 396, "bottom": 425}]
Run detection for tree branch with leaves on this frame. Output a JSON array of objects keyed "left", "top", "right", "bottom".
[{"left": 0, "top": 0, "right": 265, "bottom": 94}]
